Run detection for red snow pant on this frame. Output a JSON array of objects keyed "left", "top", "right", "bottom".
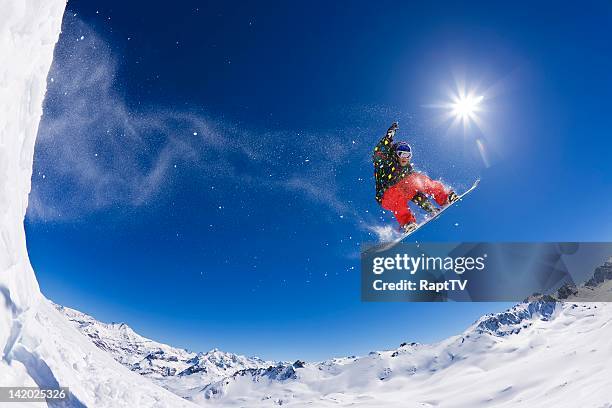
[{"left": 381, "top": 173, "right": 451, "bottom": 226}]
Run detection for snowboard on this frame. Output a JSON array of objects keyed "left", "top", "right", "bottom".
[{"left": 375, "top": 179, "right": 480, "bottom": 252}]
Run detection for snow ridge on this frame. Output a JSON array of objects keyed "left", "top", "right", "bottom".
[
  {"left": 474, "top": 297, "right": 557, "bottom": 336},
  {"left": 55, "top": 303, "right": 195, "bottom": 371},
  {"left": 53, "top": 257, "right": 612, "bottom": 407},
  {"left": 0, "top": 3, "right": 197, "bottom": 406},
  {"left": 584, "top": 257, "right": 612, "bottom": 288},
  {"left": 55, "top": 303, "right": 276, "bottom": 399},
  {"left": 185, "top": 261, "right": 612, "bottom": 407},
  {"left": 190, "top": 301, "right": 612, "bottom": 407}
]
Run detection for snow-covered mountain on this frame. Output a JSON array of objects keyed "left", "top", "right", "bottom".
[
  {"left": 184, "top": 262, "right": 612, "bottom": 407},
  {"left": 58, "top": 297, "right": 612, "bottom": 407},
  {"left": 53, "top": 258, "right": 612, "bottom": 407},
  {"left": 55, "top": 303, "right": 275, "bottom": 399},
  {"left": 54, "top": 304, "right": 196, "bottom": 375},
  {"left": 192, "top": 300, "right": 612, "bottom": 407}
]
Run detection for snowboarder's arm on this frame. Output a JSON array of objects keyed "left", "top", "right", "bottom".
[{"left": 373, "top": 122, "right": 398, "bottom": 162}]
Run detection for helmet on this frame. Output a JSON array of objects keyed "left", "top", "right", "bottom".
[{"left": 395, "top": 141, "right": 412, "bottom": 159}]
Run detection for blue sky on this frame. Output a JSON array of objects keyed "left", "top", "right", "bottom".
[{"left": 26, "top": 1, "right": 612, "bottom": 361}]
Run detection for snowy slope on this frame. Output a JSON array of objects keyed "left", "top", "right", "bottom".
[
  {"left": 563, "top": 257, "right": 612, "bottom": 301},
  {"left": 186, "top": 263, "right": 612, "bottom": 407},
  {"left": 55, "top": 304, "right": 196, "bottom": 372},
  {"left": 58, "top": 297, "right": 612, "bottom": 408},
  {"left": 0, "top": 2, "right": 198, "bottom": 406},
  {"left": 55, "top": 260, "right": 612, "bottom": 408},
  {"left": 190, "top": 299, "right": 612, "bottom": 407},
  {"left": 185, "top": 263, "right": 612, "bottom": 407},
  {"left": 55, "top": 304, "right": 275, "bottom": 399},
  {"left": 0, "top": 0, "right": 64, "bottom": 353}
]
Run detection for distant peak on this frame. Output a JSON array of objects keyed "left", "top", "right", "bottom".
[{"left": 475, "top": 298, "right": 557, "bottom": 337}]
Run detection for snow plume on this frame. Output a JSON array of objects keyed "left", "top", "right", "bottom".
[
  {"left": 367, "top": 223, "right": 404, "bottom": 242},
  {"left": 29, "top": 15, "right": 376, "bottom": 231},
  {"left": 284, "top": 177, "right": 358, "bottom": 218},
  {"left": 30, "top": 14, "right": 483, "bottom": 236},
  {"left": 32, "top": 16, "right": 462, "bottom": 239},
  {"left": 31, "top": 16, "right": 221, "bottom": 219}
]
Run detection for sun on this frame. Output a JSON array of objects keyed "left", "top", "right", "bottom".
[
  {"left": 450, "top": 93, "right": 483, "bottom": 124},
  {"left": 424, "top": 81, "right": 492, "bottom": 166},
  {"left": 426, "top": 80, "right": 491, "bottom": 133},
  {"left": 427, "top": 83, "right": 487, "bottom": 130}
]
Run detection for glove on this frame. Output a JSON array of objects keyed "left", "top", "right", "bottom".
[{"left": 386, "top": 122, "right": 399, "bottom": 139}]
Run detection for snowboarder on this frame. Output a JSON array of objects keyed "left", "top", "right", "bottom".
[{"left": 373, "top": 122, "right": 459, "bottom": 233}]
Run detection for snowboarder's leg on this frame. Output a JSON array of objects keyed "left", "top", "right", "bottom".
[
  {"left": 381, "top": 184, "right": 416, "bottom": 227},
  {"left": 409, "top": 173, "right": 452, "bottom": 206},
  {"left": 412, "top": 192, "right": 440, "bottom": 216}
]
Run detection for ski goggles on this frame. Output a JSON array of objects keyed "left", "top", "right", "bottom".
[{"left": 396, "top": 150, "right": 412, "bottom": 159}]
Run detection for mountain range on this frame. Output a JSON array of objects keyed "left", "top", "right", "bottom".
[{"left": 55, "top": 257, "right": 612, "bottom": 407}]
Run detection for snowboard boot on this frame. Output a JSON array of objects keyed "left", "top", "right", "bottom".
[
  {"left": 447, "top": 191, "right": 459, "bottom": 205},
  {"left": 400, "top": 222, "right": 418, "bottom": 234},
  {"left": 412, "top": 193, "right": 440, "bottom": 217}
]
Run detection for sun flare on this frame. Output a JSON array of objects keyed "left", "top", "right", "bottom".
[{"left": 451, "top": 94, "right": 483, "bottom": 122}]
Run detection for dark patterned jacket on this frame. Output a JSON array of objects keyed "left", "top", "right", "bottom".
[{"left": 372, "top": 126, "right": 413, "bottom": 204}]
